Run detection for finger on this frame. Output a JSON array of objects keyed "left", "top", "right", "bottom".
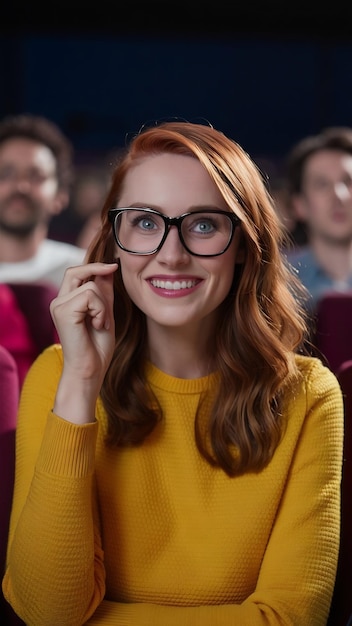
[
  {"left": 50, "top": 278, "right": 101, "bottom": 322},
  {"left": 94, "top": 271, "right": 116, "bottom": 329},
  {"left": 58, "top": 262, "right": 118, "bottom": 297},
  {"left": 84, "top": 291, "right": 110, "bottom": 331},
  {"left": 52, "top": 286, "right": 108, "bottom": 333}
]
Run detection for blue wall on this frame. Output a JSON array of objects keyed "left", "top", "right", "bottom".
[{"left": 1, "top": 31, "right": 352, "bottom": 161}]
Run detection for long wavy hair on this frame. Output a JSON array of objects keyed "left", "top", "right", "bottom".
[{"left": 87, "top": 121, "right": 309, "bottom": 476}]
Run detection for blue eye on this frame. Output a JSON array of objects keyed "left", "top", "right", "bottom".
[
  {"left": 139, "top": 217, "right": 156, "bottom": 231},
  {"left": 194, "top": 220, "right": 214, "bottom": 234}
]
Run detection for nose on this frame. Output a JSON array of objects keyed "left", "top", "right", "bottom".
[
  {"left": 8, "top": 173, "right": 33, "bottom": 193},
  {"left": 16, "top": 180, "right": 32, "bottom": 193},
  {"left": 156, "top": 225, "right": 189, "bottom": 265}
]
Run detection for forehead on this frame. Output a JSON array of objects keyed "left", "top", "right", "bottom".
[
  {"left": 305, "top": 149, "right": 352, "bottom": 178},
  {"left": 0, "top": 137, "right": 57, "bottom": 172},
  {"left": 120, "top": 153, "right": 227, "bottom": 210}
]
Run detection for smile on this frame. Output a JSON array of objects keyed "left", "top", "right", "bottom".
[{"left": 150, "top": 279, "right": 198, "bottom": 290}]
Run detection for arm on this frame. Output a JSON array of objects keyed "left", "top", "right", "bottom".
[
  {"left": 3, "top": 400, "right": 105, "bottom": 626},
  {"left": 3, "top": 263, "right": 118, "bottom": 626}
]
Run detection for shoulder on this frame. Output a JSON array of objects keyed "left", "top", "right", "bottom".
[
  {"left": 278, "top": 355, "right": 344, "bottom": 457},
  {"left": 0, "top": 343, "right": 18, "bottom": 383},
  {"left": 294, "top": 353, "right": 339, "bottom": 384},
  {"left": 285, "top": 248, "right": 322, "bottom": 300},
  {"left": 292, "top": 354, "right": 343, "bottom": 407},
  {"left": 22, "top": 343, "right": 64, "bottom": 390},
  {"left": 15, "top": 344, "right": 64, "bottom": 449},
  {"left": 40, "top": 239, "right": 86, "bottom": 263},
  {"left": 285, "top": 246, "right": 314, "bottom": 266},
  {"left": 33, "top": 341, "right": 63, "bottom": 365}
]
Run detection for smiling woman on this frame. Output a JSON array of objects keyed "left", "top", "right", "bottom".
[{"left": 2, "top": 120, "right": 344, "bottom": 626}]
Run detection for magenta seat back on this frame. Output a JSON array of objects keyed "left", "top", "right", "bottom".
[
  {"left": 314, "top": 292, "right": 352, "bottom": 374},
  {"left": 0, "top": 346, "right": 18, "bottom": 620}
]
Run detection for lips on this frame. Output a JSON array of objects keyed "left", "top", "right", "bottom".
[{"left": 149, "top": 279, "right": 199, "bottom": 290}]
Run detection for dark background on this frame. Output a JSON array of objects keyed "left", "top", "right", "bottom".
[{"left": 1, "top": 2, "right": 352, "bottom": 168}]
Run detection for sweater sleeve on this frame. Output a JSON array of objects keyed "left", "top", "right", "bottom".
[{"left": 2, "top": 346, "right": 105, "bottom": 626}]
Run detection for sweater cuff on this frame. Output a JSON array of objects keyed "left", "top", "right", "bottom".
[{"left": 36, "top": 411, "right": 98, "bottom": 477}]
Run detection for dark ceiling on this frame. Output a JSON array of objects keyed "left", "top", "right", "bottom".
[{"left": 1, "top": 3, "right": 351, "bottom": 41}]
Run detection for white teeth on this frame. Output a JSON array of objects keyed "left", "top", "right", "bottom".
[{"left": 151, "top": 279, "right": 197, "bottom": 290}]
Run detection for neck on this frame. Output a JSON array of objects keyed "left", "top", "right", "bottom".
[
  {"left": 0, "top": 228, "right": 47, "bottom": 263},
  {"left": 147, "top": 322, "right": 216, "bottom": 379}
]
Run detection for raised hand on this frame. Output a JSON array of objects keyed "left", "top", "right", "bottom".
[{"left": 50, "top": 262, "right": 118, "bottom": 423}]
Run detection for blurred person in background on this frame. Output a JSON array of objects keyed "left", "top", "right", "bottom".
[
  {"left": 0, "top": 114, "right": 86, "bottom": 288},
  {"left": 255, "top": 154, "right": 307, "bottom": 247},
  {"left": 284, "top": 126, "right": 352, "bottom": 314}
]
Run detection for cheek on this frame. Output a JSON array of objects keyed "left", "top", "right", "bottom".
[
  {"left": 202, "top": 251, "right": 236, "bottom": 297},
  {"left": 215, "top": 241, "right": 242, "bottom": 294},
  {"left": 40, "top": 179, "right": 57, "bottom": 195},
  {"left": 118, "top": 254, "right": 146, "bottom": 301},
  {"left": 217, "top": 260, "right": 236, "bottom": 294}
]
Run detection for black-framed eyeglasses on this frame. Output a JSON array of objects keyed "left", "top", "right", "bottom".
[{"left": 108, "top": 207, "right": 240, "bottom": 257}]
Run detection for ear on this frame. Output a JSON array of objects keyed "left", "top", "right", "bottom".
[
  {"left": 290, "top": 194, "right": 308, "bottom": 222},
  {"left": 51, "top": 189, "right": 70, "bottom": 216}
]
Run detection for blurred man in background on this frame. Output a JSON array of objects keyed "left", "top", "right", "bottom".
[
  {"left": 284, "top": 126, "right": 352, "bottom": 314},
  {"left": 0, "top": 114, "right": 86, "bottom": 287}
]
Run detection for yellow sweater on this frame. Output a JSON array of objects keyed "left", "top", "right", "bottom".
[{"left": 3, "top": 345, "right": 344, "bottom": 626}]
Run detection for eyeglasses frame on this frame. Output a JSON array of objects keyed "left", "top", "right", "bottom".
[{"left": 108, "top": 207, "right": 240, "bottom": 257}]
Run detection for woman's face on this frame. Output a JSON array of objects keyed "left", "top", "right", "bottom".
[{"left": 115, "top": 153, "right": 243, "bottom": 334}]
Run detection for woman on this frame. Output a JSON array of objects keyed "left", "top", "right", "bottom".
[{"left": 2, "top": 121, "right": 344, "bottom": 625}]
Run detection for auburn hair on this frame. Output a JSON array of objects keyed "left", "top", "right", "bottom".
[{"left": 87, "top": 121, "right": 309, "bottom": 476}]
